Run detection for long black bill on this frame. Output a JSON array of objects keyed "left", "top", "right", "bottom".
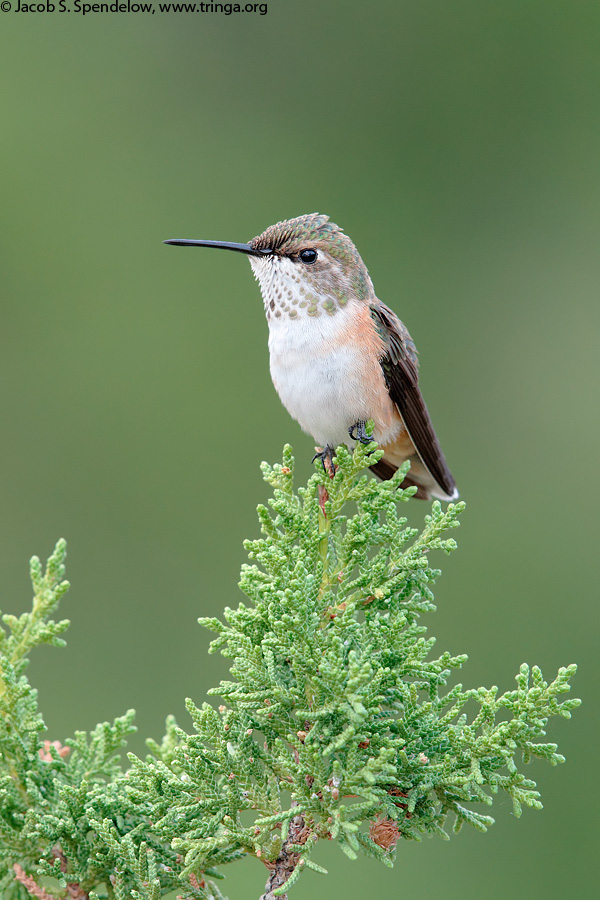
[{"left": 163, "top": 238, "right": 270, "bottom": 257}]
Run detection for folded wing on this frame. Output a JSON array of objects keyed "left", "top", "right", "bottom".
[{"left": 370, "top": 302, "right": 457, "bottom": 499}]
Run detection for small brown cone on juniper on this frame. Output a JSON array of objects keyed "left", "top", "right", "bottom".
[{"left": 369, "top": 816, "right": 400, "bottom": 851}]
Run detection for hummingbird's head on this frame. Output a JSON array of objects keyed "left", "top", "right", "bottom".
[
  {"left": 164, "top": 214, "right": 374, "bottom": 321},
  {"left": 247, "top": 213, "right": 374, "bottom": 320}
]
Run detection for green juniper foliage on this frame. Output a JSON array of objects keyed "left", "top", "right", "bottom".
[{"left": 0, "top": 442, "right": 579, "bottom": 900}]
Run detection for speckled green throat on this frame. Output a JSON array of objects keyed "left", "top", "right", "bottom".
[{"left": 249, "top": 213, "right": 374, "bottom": 319}]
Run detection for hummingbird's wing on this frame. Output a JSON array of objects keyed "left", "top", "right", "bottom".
[{"left": 370, "top": 303, "right": 457, "bottom": 499}]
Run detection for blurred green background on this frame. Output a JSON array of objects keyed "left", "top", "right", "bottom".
[{"left": 1, "top": 1, "right": 597, "bottom": 897}]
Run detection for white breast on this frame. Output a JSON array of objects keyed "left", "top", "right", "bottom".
[
  {"left": 268, "top": 307, "right": 374, "bottom": 447},
  {"left": 249, "top": 253, "right": 401, "bottom": 448}
]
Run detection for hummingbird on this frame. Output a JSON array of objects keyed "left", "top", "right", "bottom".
[{"left": 164, "top": 213, "right": 457, "bottom": 501}]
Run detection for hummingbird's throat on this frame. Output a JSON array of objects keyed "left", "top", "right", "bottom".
[{"left": 249, "top": 255, "right": 347, "bottom": 320}]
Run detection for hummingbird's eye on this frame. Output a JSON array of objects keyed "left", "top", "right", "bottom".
[{"left": 299, "top": 248, "right": 318, "bottom": 265}]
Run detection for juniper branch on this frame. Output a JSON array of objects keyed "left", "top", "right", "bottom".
[{"left": 0, "top": 440, "right": 580, "bottom": 900}]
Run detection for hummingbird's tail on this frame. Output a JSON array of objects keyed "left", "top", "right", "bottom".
[
  {"left": 370, "top": 451, "right": 459, "bottom": 502},
  {"left": 369, "top": 458, "right": 427, "bottom": 499}
]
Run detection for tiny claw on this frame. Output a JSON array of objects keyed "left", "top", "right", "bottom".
[
  {"left": 348, "top": 421, "right": 374, "bottom": 446},
  {"left": 312, "top": 445, "right": 336, "bottom": 478}
]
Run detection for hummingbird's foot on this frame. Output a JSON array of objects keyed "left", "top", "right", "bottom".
[
  {"left": 312, "top": 444, "right": 336, "bottom": 477},
  {"left": 349, "top": 421, "right": 374, "bottom": 446}
]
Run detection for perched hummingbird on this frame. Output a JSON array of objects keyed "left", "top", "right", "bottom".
[{"left": 164, "top": 214, "right": 457, "bottom": 500}]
